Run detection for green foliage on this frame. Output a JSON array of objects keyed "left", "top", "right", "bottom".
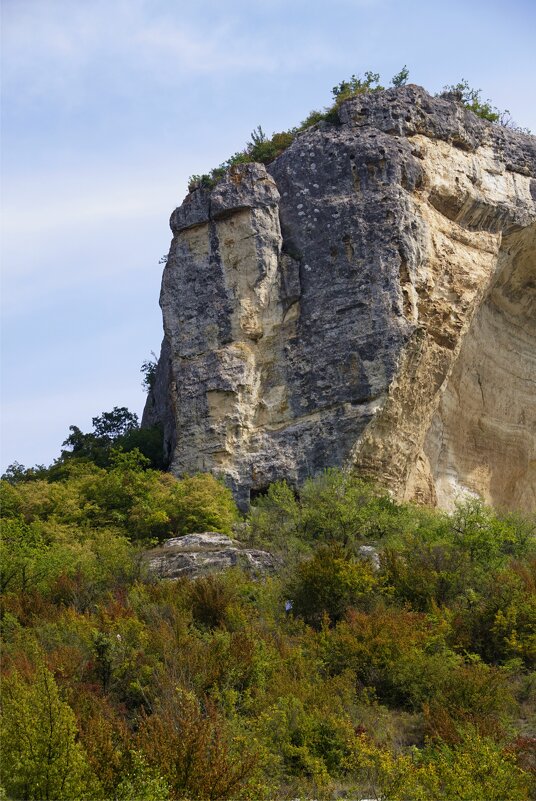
[
  {"left": 347, "top": 727, "right": 532, "bottom": 800},
  {"left": 92, "top": 407, "right": 139, "bottom": 439},
  {"left": 1, "top": 461, "right": 50, "bottom": 484},
  {"left": 137, "top": 689, "right": 264, "bottom": 799},
  {"left": 391, "top": 64, "right": 409, "bottom": 87},
  {"left": 120, "top": 424, "right": 167, "bottom": 470},
  {"left": 0, "top": 662, "right": 98, "bottom": 800},
  {"left": 170, "top": 473, "right": 239, "bottom": 537},
  {"left": 0, "top": 517, "right": 71, "bottom": 596},
  {"left": 188, "top": 68, "right": 390, "bottom": 191},
  {"left": 423, "top": 661, "right": 514, "bottom": 742},
  {"left": 247, "top": 480, "right": 301, "bottom": 552},
  {"left": 451, "top": 500, "right": 534, "bottom": 563},
  {"left": 323, "top": 606, "right": 457, "bottom": 709},
  {"left": 190, "top": 573, "right": 238, "bottom": 629},
  {"left": 383, "top": 500, "right": 535, "bottom": 618},
  {"left": 57, "top": 406, "right": 165, "bottom": 470},
  {"left": 441, "top": 79, "right": 500, "bottom": 122},
  {"left": 331, "top": 71, "right": 384, "bottom": 104},
  {"left": 141, "top": 352, "right": 158, "bottom": 393},
  {"left": 60, "top": 406, "right": 139, "bottom": 466},
  {"left": 248, "top": 469, "right": 407, "bottom": 554},
  {"left": 299, "top": 469, "right": 402, "bottom": 544},
  {"left": 249, "top": 129, "right": 295, "bottom": 163},
  {"left": 441, "top": 77, "right": 532, "bottom": 130},
  {"left": 115, "top": 751, "right": 170, "bottom": 801},
  {"left": 297, "top": 108, "right": 327, "bottom": 128},
  {"left": 1, "top": 453, "right": 533, "bottom": 799},
  {"left": 1, "top": 458, "right": 239, "bottom": 547},
  {"left": 0, "top": 407, "right": 165, "bottom": 477},
  {"left": 454, "top": 559, "right": 536, "bottom": 668},
  {"left": 188, "top": 126, "right": 297, "bottom": 191},
  {"left": 256, "top": 693, "right": 357, "bottom": 788},
  {"left": 419, "top": 729, "right": 532, "bottom": 801},
  {"left": 288, "top": 544, "right": 380, "bottom": 627}
]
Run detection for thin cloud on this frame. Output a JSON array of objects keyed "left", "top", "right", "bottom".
[
  {"left": 2, "top": 176, "right": 182, "bottom": 237},
  {"left": 2, "top": 0, "right": 341, "bottom": 102},
  {"left": 0, "top": 160, "right": 182, "bottom": 322},
  {"left": 1, "top": 216, "right": 166, "bottom": 318}
]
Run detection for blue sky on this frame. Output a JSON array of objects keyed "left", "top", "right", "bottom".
[{"left": 2, "top": 0, "right": 535, "bottom": 471}]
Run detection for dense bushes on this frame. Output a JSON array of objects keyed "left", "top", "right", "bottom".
[
  {"left": 1, "top": 662, "right": 99, "bottom": 800},
  {"left": 1, "top": 462, "right": 534, "bottom": 799},
  {"left": 1, "top": 452, "right": 238, "bottom": 544},
  {"left": 288, "top": 544, "right": 380, "bottom": 626},
  {"left": 348, "top": 727, "right": 532, "bottom": 801},
  {"left": 248, "top": 469, "right": 405, "bottom": 553}
]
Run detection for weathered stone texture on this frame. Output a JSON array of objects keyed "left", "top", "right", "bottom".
[
  {"left": 144, "top": 85, "right": 536, "bottom": 512},
  {"left": 146, "top": 532, "right": 277, "bottom": 579}
]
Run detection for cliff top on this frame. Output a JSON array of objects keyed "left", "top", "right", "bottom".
[{"left": 184, "top": 83, "right": 535, "bottom": 204}]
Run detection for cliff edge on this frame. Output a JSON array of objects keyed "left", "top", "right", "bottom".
[{"left": 144, "top": 85, "right": 536, "bottom": 512}]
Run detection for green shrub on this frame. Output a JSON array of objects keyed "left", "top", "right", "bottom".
[
  {"left": 256, "top": 693, "right": 356, "bottom": 789},
  {"left": 383, "top": 500, "right": 535, "bottom": 612},
  {"left": 299, "top": 469, "right": 402, "bottom": 545},
  {"left": 424, "top": 662, "right": 514, "bottom": 742},
  {"left": 391, "top": 65, "right": 409, "bottom": 88},
  {"left": 347, "top": 727, "right": 532, "bottom": 801},
  {"left": 190, "top": 574, "right": 237, "bottom": 629},
  {"left": 137, "top": 689, "right": 265, "bottom": 800},
  {"left": 3, "top": 426, "right": 534, "bottom": 800},
  {"left": 1, "top": 453, "right": 238, "bottom": 544},
  {"left": 187, "top": 69, "right": 531, "bottom": 198},
  {"left": 288, "top": 544, "right": 380, "bottom": 627},
  {"left": 247, "top": 480, "right": 301, "bottom": 552},
  {"left": 441, "top": 79, "right": 500, "bottom": 121},
  {"left": 248, "top": 469, "right": 409, "bottom": 553},
  {"left": 323, "top": 606, "right": 457, "bottom": 708},
  {"left": 331, "top": 71, "right": 384, "bottom": 105},
  {"left": 166, "top": 473, "right": 239, "bottom": 537},
  {"left": 115, "top": 751, "right": 170, "bottom": 801},
  {"left": 187, "top": 69, "right": 389, "bottom": 191},
  {"left": 453, "top": 559, "right": 536, "bottom": 667},
  {"left": 1, "top": 662, "right": 99, "bottom": 800}
]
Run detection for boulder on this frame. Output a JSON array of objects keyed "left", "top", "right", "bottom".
[{"left": 146, "top": 532, "right": 277, "bottom": 579}]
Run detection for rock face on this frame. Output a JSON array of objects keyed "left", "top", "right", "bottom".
[
  {"left": 144, "top": 85, "right": 536, "bottom": 512},
  {"left": 146, "top": 532, "right": 278, "bottom": 579}
]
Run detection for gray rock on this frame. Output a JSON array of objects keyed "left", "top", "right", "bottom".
[
  {"left": 162, "top": 532, "right": 239, "bottom": 550},
  {"left": 145, "top": 85, "right": 536, "bottom": 513},
  {"left": 146, "top": 532, "right": 277, "bottom": 579},
  {"left": 210, "top": 162, "right": 280, "bottom": 218},
  {"left": 357, "top": 545, "right": 380, "bottom": 571}
]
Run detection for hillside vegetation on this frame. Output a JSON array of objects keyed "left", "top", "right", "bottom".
[{"left": 1, "top": 440, "right": 535, "bottom": 800}]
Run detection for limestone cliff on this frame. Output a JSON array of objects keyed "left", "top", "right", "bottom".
[{"left": 143, "top": 85, "right": 536, "bottom": 512}]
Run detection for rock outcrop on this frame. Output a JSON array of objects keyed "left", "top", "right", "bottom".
[
  {"left": 146, "top": 532, "right": 277, "bottom": 579},
  {"left": 144, "top": 85, "right": 536, "bottom": 512}
]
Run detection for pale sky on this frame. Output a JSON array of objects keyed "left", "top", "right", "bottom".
[{"left": 2, "top": 0, "right": 535, "bottom": 470}]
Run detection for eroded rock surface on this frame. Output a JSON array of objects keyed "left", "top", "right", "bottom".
[
  {"left": 144, "top": 85, "right": 536, "bottom": 511},
  {"left": 146, "top": 532, "right": 277, "bottom": 579}
]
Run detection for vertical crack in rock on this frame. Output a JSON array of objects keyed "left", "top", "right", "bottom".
[{"left": 144, "top": 86, "right": 536, "bottom": 511}]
